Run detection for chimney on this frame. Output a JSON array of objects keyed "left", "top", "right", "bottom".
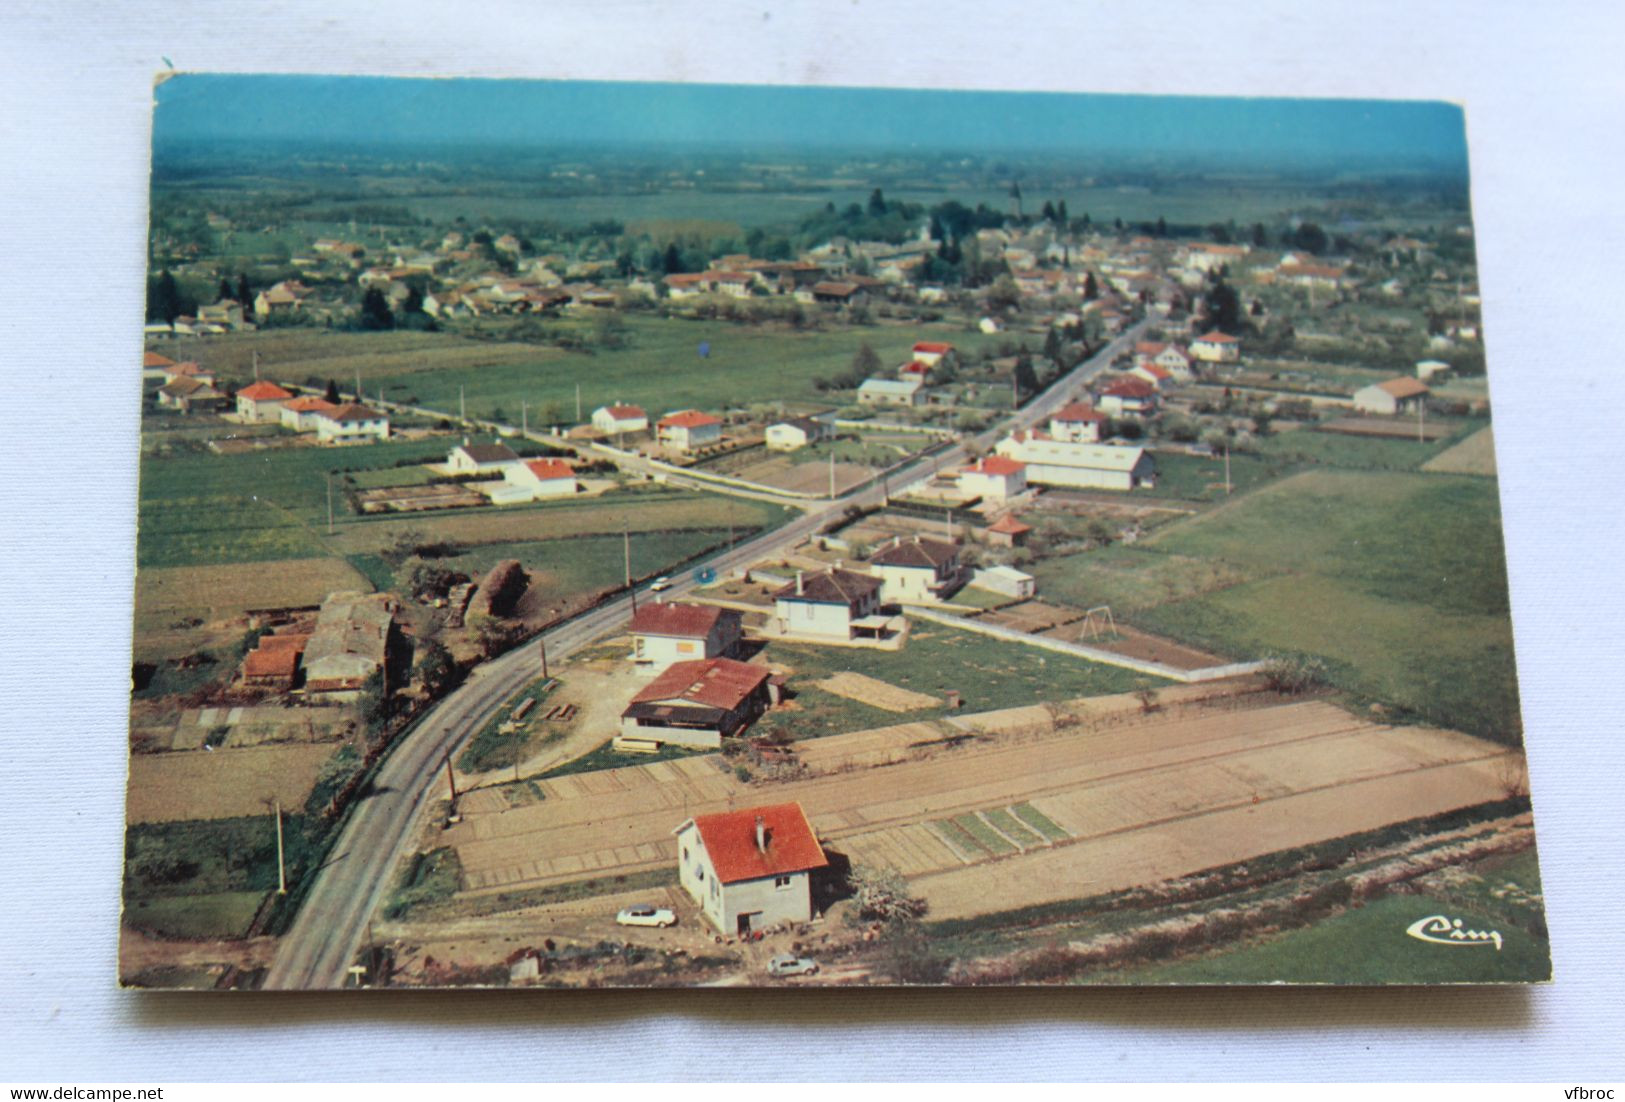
[
  {"left": 795, "top": 571, "right": 804, "bottom": 596},
  {"left": 754, "top": 815, "right": 767, "bottom": 853},
  {"left": 893, "top": 535, "right": 901, "bottom": 549},
  {"left": 462, "top": 436, "right": 470, "bottom": 447}
]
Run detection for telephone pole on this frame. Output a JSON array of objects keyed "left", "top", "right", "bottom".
[
  {"left": 459, "top": 385, "right": 466, "bottom": 423},
  {"left": 354, "top": 367, "right": 362, "bottom": 403},
  {"left": 443, "top": 750, "right": 459, "bottom": 801},
  {"left": 575, "top": 382, "right": 582, "bottom": 423},
  {"left": 521, "top": 400, "right": 528, "bottom": 437},
  {"left": 272, "top": 797, "right": 287, "bottom": 895},
  {"left": 828, "top": 452, "right": 836, "bottom": 500},
  {"left": 326, "top": 473, "right": 334, "bottom": 535}
]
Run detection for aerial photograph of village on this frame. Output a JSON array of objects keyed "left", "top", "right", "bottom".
[{"left": 120, "top": 75, "right": 1548, "bottom": 990}]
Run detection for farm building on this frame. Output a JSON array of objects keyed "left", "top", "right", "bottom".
[
  {"left": 958, "top": 455, "right": 1028, "bottom": 502},
  {"left": 619, "top": 656, "right": 773, "bottom": 749},
  {"left": 765, "top": 415, "right": 834, "bottom": 452},
  {"left": 447, "top": 439, "right": 521, "bottom": 474},
  {"left": 628, "top": 601, "right": 743, "bottom": 673},
  {"left": 772, "top": 568, "right": 884, "bottom": 641},
  {"left": 657, "top": 410, "right": 724, "bottom": 452},
  {"left": 156, "top": 376, "right": 228, "bottom": 413},
  {"left": 995, "top": 434, "right": 1154, "bottom": 491},
  {"left": 857, "top": 377, "right": 925, "bottom": 407},
  {"left": 159, "top": 361, "right": 215, "bottom": 386},
  {"left": 591, "top": 403, "right": 649, "bottom": 436},
  {"left": 235, "top": 381, "right": 293, "bottom": 422},
  {"left": 240, "top": 630, "right": 312, "bottom": 691},
  {"left": 675, "top": 802, "right": 829, "bottom": 935},
  {"left": 867, "top": 535, "right": 965, "bottom": 605},
  {"left": 487, "top": 458, "right": 577, "bottom": 504},
  {"left": 313, "top": 402, "right": 389, "bottom": 444},
  {"left": 1049, "top": 401, "right": 1106, "bottom": 443},
  {"left": 302, "top": 592, "right": 397, "bottom": 698},
  {"left": 970, "top": 564, "right": 1036, "bottom": 600},
  {"left": 984, "top": 513, "right": 1033, "bottom": 548},
  {"left": 1353, "top": 376, "right": 1431, "bottom": 415},
  {"left": 1096, "top": 377, "right": 1159, "bottom": 416},
  {"left": 280, "top": 396, "right": 337, "bottom": 432},
  {"left": 1190, "top": 330, "right": 1242, "bottom": 363}
]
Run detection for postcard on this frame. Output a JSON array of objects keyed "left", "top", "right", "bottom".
[{"left": 122, "top": 75, "right": 1547, "bottom": 988}]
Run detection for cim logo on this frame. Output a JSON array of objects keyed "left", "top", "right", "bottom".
[{"left": 1404, "top": 913, "right": 1503, "bottom": 951}]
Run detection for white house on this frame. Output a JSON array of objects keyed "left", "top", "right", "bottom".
[
  {"left": 765, "top": 416, "right": 834, "bottom": 452},
  {"left": 1152, "top": 344, "right": 1196, "bottom": 382},
  {"left": 1129, "top": 362, "right": 1176, "bottom": 390},
  {"left": 995, "top": 434, "right": 1155, "bottom": 492},
  {"left": 235, "top": 381, "right": 293, "bottom": 423},
  {"left": 1096, "top": 377, "right": 1160, "bottom": 416},
  {"left": 314, "top": 403, "right": 389, "bottom": 444},
  {"left": 279, "top": 396, "right": 337, "bottom": 432},
  {"left": 657, "top": 410, "right": 724, "bottom": 452},
  {"left": 491, "top": 458, "right": 577, "bottom": 503},
  {"left": 1049, "top": 401, "right": 1106, "bottom": 443},
  {"left": 867, "top": 536, "right": 965, "bottom": 605},
  {"left": 1190, "top": 330, "right": 1242, "bottom": 364},
  {"left": 772, "top": 568, "right": 884, "bottom": 640},
  {"left": 857, "top": 377, "right": 924, "bottom": 407},
  {"left": 911, "top": 341, "right": 955, "bottom": 369},
  {"left": 970, "top": 564, "right": 1036, "bottom": 600},
  {"left": 1353, "top": 377, "right": 1430, "bottom": 415},
  {"left": 674, "top": 802, "right": 829, "bottom": 936},
  {"left": 627, "top": 601, "right": 743, "bottom": 673},
  {"left": 958, "top": 455, "right": 1028, "bottom": 502},
  {"left": 1415, "top": 360, "right": 1451, "bottom": 383},
  {"left": 591, "top": 403, "right": 649, "bottom": 436},
  {"left": 447, "top": 439, "right": 522, "bottom": 475}
]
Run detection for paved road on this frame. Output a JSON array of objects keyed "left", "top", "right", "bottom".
[{"left": 261, "top": 319, "right": 1145, "bottom": 989}]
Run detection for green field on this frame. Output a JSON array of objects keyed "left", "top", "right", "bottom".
[
  {"left": 765, "top": 620, "right": 1168, "bottom": 739},
  {"left": 1109, "top": 851, "right": 1549, "bottom": 985},
  {"left": 122, "top": 890, "right": 265, "bottom": 940},
  {"left": 1132, "top": 469, "right": 1520, "bottom": 741},
  {"left": 1143, "top": 451, "right": 1284, "bottom": 501},
  {"left": 1255, "top": 419, "right": 1486, "bottom": 471}
]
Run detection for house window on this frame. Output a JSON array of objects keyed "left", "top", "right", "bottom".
[
  {"left": 681, "top": 847, "right": 688, "bottom": 863},
  {"left": 774, "top": 875, "right": 793, "bottom": 890}
]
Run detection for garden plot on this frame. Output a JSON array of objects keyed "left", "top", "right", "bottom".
[
  {"left": 355, "top": 482, "right": 488, "bottom": 513},
  {"left": 813, "top": 672, "right": 942, "bottom": 713},
  {"left": 1422, "top": 426, "right": 1498, "bottom": 476},
  {"left": 125, "top": 742, "right": 343, "bottom": 824}
]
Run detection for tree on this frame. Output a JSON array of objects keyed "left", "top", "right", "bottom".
[
  {"left": 867, "top": 187, "right": 887, "bottom": 217},
  {"left": 1155, "top": 215, "right": 1167, "bottom": 238},
  {"left": 147, "top": 269, "right": 184, "bottom": 323},
  {"left": 845, "top": 866, "right": 928, "bottom": 927},
  {"left": 1083, "top": 271, "right": 1099, "bottom": 301},
  {"left": 1041, "top": 200, "right": 1057, "bottom": 222},
  {"left": 217, "top": 278, "right": 233, "bottom": 303},
  {"left": 1012, "top": 356, "right": 1039, "bottom": 399},
  {"left": 1203, "top": 280, "right": 1243, "bottom": 335},
  {"left": 850, "top": 342, "right": 881, "bottom": 384},
  {"left": 413, "top": 639, "right": 459, "bottom": 696},
  {"left": 1251, "top": 222, "right": 1268, "bottom": 247},
  {"left": 359, "top": 287, "right": 394, "bottom": 330},
  {"left": 324, "top": 379, "right": 341, "bottom": 404},
  {"left": 1056, "top": 199, "right": 1068, "bottom": 224},
  {"left": 661, "top": 242, "right": 684, "bottom": 274},
  {"left": 986, "top": 275, "right": 1022, "bottom": 312},
  {"left": 1042, "top": 326, "right": 1063, "bottom": 363}
]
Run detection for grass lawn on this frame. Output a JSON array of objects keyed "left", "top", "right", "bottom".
[
  {"left": 1144, "top": 451, "right": 1285, "bottom": 501},
  {"left": 1254, "top": 417, "right": 1486, "bottom": 471},
  {"left": 1108, "top": 850, "right": 1550, "bottom": 985},
  {"left": 765, "top": 620, "right": 1169, "bottom": 739},
  {"left": 536, "top": 739, "right": 713, "bottom": 780},
  {"left": 122, "top": 890, "right": 265, "bottom": 940},
  {"left": 1028, "top": 544, "right": 1255, "bottom": 615},
  {"left": 1133, "top": 469, "right": 1520, "bottom": 741}
]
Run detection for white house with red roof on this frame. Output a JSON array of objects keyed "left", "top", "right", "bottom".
[
  {"left": 1353, "top": 376, "right": 1430, "bottom": 416},
  {"left": 1096, "top": 377, "right": 1160, "bottom": 416},
  {"left": 628, "top": 601, "right": 743, "bottom": 672},
  {"left": 447, "top": 438, "right": 522, "bottom": 475},
  {"left": 314, "top": 402, "right": 389, "bottom": 444},
  {"left": 492, "top": 458, "right": 577, "bottom": 503},
  {"left": 591, "top": 402, "right": 649, "bottom": 436},
  {"left": 911, "top": 340, "right": 956, "bottom": 369},
  {"left": 1191, "top": 330, "right": 1242, "bottom": 363},
  {"left": 280, "top": 395, "right": 338, "bottom": 432},
  {"left": 772, "top": 568, "right": 885, "bottom": 640},
  {"left": 236, "top": 380, "right": 294, "bottom": 422},
  {"left": 657, "top": 410, "right": 723, "bottom": 452},
  {"left": 675, "top": 802, "right": 829, "bottom": 934},
  {"left": 1150, "top": 344, "right": 1195, "bottom": 382},
  {"left": 1129, "top": 362, "right": 1175, "bottom": 389},
  {"left": 619, "top": 656, "right": 772, "bottom": 748},
  {"left": 958, "top": 455, "right": 1028, "bottom": 502},
  {"left": 1049, "top": 401, "right": 1106, "bottom": 443}
]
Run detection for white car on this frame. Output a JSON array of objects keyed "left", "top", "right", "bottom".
[
  {"left": 648, "top": 576, "right": 672, "bottom": 592},
  {"left": 616, "top": 904, "right": 677, "bottom": 928},
  {"left": 767, "top": 954, "right": 819, "bottom": 977}
]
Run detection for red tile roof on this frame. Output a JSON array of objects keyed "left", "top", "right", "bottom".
[
  {"left": 1194, "top": 330, "right": 1240, "bottom": 344},
  {"left": 901, "top": 360, "right": 931, "bottom": 375},
  {"left": 659, "top": 410, "right": 722, "bottom": 430},
  {"left": 1137, "top": 363, "right": 1173, "bottom": 380},
  {"left": 1376, "top": 377, "right": 1430, "bottom": 399},
  {"left": 1053, "top": 401, "right": 1105, "bottom": 422},
  {"left": 238, "top": 381, "right": 293, "bottom": 401},
  {"left": 689, "top": 802, "right": 828, "bottom": 885},
  {"left": 913, "top": 341, "right": 954, "bottom": 355},
  {"left": 144, "top": 351, "right": 175, "bottom": 368},
  {"left": 987, "top": 514, "right": 1033, "bottom": 535},
  {"left": 772, "top": 568, "right": 882, "bottom": 606},
  {"left": 524, "top": 458, "right": 575, "bottom": 481},
  {"left": 1102, "top": 377, "right": 1157, "bottom": 398},
  {"left": 283, "top": 396, "right": 337, "bottom": 413},
  {"left": 968, "top": 455, "right": 1025, "bottom": 476},
  {"left": 633, "top": 657, "right": 770, "bottom": 711},
  {"left": 628, "top": 601, "right": 725, "bottom": 639},
  {"left": 320, "top": 403, "right": 384, "bottom": 422},
  {"left": 243, "top": 632, "right": 310, "bottom": 678},
  {"left": 603, "top": 404, "right": 645, "bottom": 419},
  {"left": 871, "top": 535, "right": 960, "bottom": 569}
]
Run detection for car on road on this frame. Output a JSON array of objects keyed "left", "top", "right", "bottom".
[
  {"left": 648, "top": 576, "right": 672, "bottom": 592},
  {"left": 616, "top": 904, "right": 677, "bottom": 928},
  {"left": 767, "top": 954, "right": 819, "bottom": 977}
]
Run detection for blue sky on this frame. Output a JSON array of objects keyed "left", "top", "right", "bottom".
[{"left": 153, "top": 74, "right": 1467, "bottom": 167}]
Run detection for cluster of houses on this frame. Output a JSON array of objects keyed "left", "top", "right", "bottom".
[
  {"left": 240, "top": 591, "right": 399, "bottom": 698},
  {"left": 445, "top": 439, "right": 581, "bottom": 502},
  {"left": 857, "top": 341, "right": 958, "bottom": 408}
]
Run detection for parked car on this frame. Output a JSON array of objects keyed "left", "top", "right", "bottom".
[
  {"left": 616, "top": 904, "right": 677, "bottom": 928},
  {"left": 649, "top": 576, "right": 672, "bottom": 592},
  {"left": 767, "top": 954, "right": 819, "bottom": 977}
]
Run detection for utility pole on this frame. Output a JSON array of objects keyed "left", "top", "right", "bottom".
[
  {"left": 443, "top": 750, "right": 459, "bottom": 802},
  {"left": 828, "top": 452, "right": 836, "bottom": 500},
  {"left": 459, "top": 385, "right": 466, "bottom": 423},
  {"left": 1418, "top": 400, "right": 1426, "bottom": 444},
  {"left": 354, "top": 367, "right": 362, "bottom": 404},
  {"left": 624, "top": 523, "right": 637, "bottom": 614},
  {"left": 945, "top": 507, "right": 953, "bottom": 541},
  {"left": 272, "top": 797, "right": 287, "bottom": 895},
  {"left": 1224, "top": 440, "right": 1232, "bottom": 496},
  {"left": 521, "top": 400, "right": 528, "bottom": 437},
  {"left": 252, "top": 350, "right": 261, "bottom": 381},
  {"left": 575, "top": 382, "right": 582, "bottom": 423},
  {"left": 326, "top": 473, "right": 334, "bottom": 535}
]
